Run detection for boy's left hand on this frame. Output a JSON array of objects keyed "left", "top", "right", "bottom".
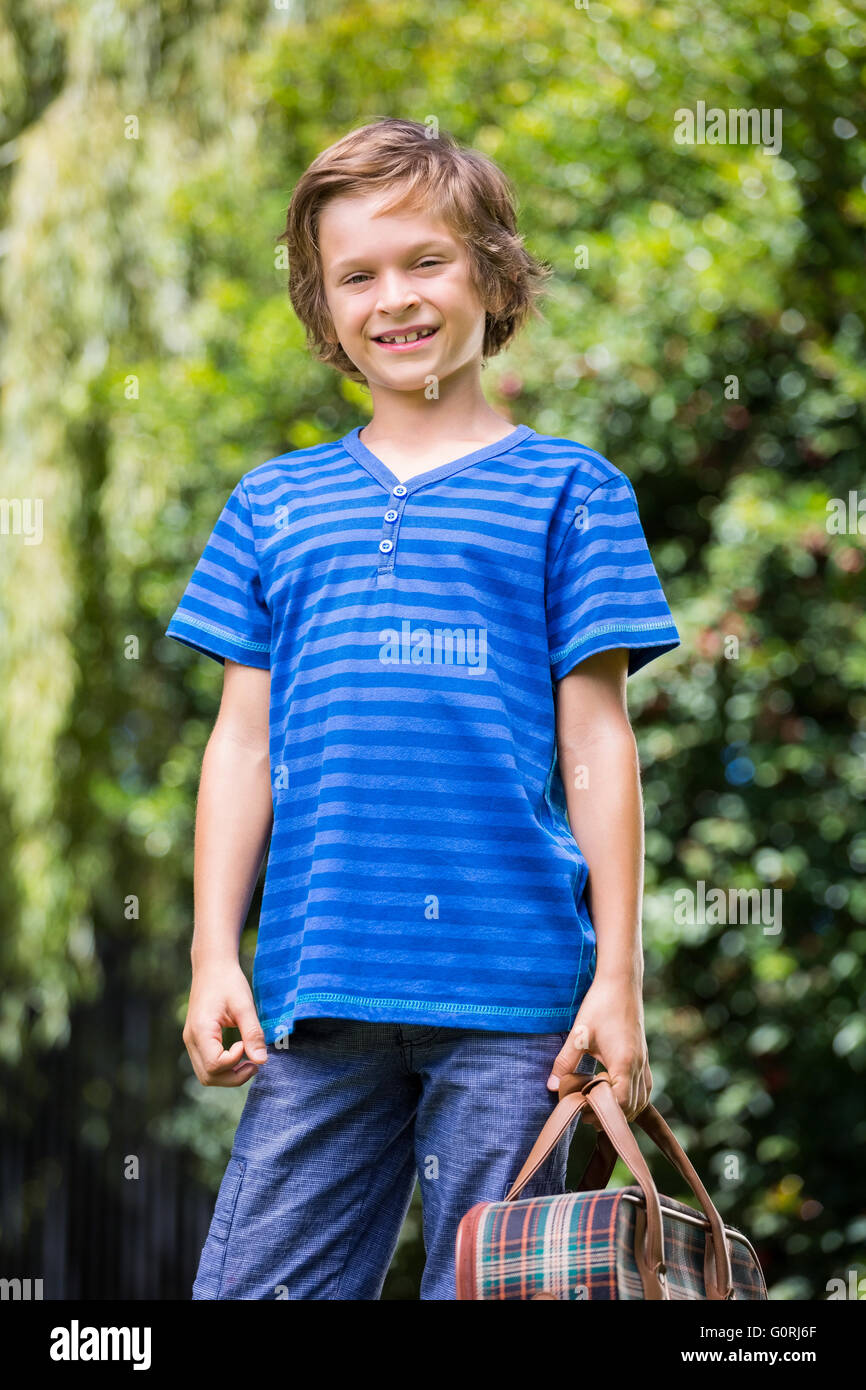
[{"left": 546, "top": 976, "right": 652, "bottom": 1131}]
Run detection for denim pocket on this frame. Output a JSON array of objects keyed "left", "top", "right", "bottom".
[
  {"left": 192, "top": 1156, "right": 246, "bottom": 1300},
  {"left": 210, "top": 1155, "right": 246, "bottom": 1241}
]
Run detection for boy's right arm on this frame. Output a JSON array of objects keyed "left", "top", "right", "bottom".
[{"left": 183, "top": 659, "right": 274, "bottom": 1087}]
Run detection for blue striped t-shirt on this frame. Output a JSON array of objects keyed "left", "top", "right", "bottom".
[{"left": 165, "top": 423, "right": 681, "bottom": 1042}]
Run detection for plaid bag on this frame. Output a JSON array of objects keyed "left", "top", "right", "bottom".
[{"left": 455, "top": 1064, "right": 768, "bottom": 1301}]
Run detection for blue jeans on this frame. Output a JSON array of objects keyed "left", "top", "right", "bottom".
[{"left": 192, "top": 1018, "right": 597, "bottom": 1301}]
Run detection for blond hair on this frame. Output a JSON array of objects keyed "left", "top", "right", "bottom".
[{"left": 278, "top": 117, "right": 552, "bottom": 383}]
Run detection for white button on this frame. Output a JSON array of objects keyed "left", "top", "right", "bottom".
[
  {"left": 384, "top": 509, "right": 398, "bottom": 522},
  {"left": 379, "top": 539, "right": 394, "bottom": 553},
  {"left": 393, "top": 484, "right": 407, "bottom": 497}
]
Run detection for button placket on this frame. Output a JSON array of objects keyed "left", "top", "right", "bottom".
[{"left": 378, "top": 483, "right": 408, "bottom": 574}]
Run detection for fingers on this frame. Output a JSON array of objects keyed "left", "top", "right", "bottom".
[
  {"left": 194, "top": 1033, "right": 244, "bottom": 1085},
  {"left": 183, "top": 972, "right": 270, "bottom": 1087},
  {"left": 635, "top": 1063, "right": 653, "bottom": 1119},
  {"left": 546, "top": 1041, "right": 576, "bottom": 1091},
  {"left": 581, "top": 1061, "right": 652, "bottom": 1128},
  {"left": 187, "top": 1025, "right": 261, "bottom": 1087},
  {"left": 548, "top": 1027, "right": 605, "bottom": 1127},
  {"left": 234, "top": 998, "right": 269, "bottom": 1066},
  {"left": 547, "top": 1024, "right": 595, "bottom": 1090},
  {"left": 610, "top": 1073, "right": 638, "bottom": 1123},
  {"left": 609, "top": 1064, "right": 652, "bottom": 1122}
]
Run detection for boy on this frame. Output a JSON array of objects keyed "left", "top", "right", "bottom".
[{"left": 166, "top": 117, "right": 681, "bottom": 1300}]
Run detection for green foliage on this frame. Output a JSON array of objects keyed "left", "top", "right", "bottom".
[{"left": 1, "top": 0, "right": 864, "bottom": 1299}]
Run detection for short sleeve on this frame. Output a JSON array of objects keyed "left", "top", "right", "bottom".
[
  {"left": 165, "top": 478, "right": 271, "bottom": 669},
  {"left": 546, "top": 472, "right": 681, "bottom": 680}
]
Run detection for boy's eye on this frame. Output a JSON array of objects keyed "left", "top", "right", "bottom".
[{"left": 344, "top": 259, "right": 442, "bottom": 286}]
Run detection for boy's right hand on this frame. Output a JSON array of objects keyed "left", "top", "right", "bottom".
[{"left": 184, "top": 960, "right": 270, "bottom": 1086}]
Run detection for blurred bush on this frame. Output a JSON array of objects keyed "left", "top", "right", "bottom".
[{"left": 0, "top": 0, "right": 864, "bottom": 1299}]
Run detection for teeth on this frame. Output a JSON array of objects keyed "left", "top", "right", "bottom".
[{"left": 378, "top": 328, "right": 435, "bottom": 344}]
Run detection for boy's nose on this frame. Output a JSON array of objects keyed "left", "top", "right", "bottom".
[{"left": 375, "top": 277, "right": 422, "bottom": 313}]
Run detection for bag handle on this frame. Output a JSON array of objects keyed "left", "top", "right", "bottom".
[
  {"left": 504, "top": 1065, "right": 733, "bottom": 1300},
  {"left": 585, "top": 1077, "right": 733, "bottom": 1300}
]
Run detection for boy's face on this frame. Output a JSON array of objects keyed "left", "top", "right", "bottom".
[{"left": 318, "top": 190, "right": 489, "bottom": 391}]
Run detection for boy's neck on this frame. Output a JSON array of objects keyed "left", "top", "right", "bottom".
[{"left": 359, "top": 381, "right": 513, "bottom": 451}]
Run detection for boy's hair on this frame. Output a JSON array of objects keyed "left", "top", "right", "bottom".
[{"left": 278, "top": 117, "right": 552, "bottom": 384}]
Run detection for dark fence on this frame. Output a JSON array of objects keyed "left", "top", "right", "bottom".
[{"left": 0, "top": 990, "right": 215, "bottom": 1300}]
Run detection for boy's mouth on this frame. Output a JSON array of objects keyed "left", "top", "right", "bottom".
[{"left": 372, "top": 326, "right": 439, "bottom": 352}]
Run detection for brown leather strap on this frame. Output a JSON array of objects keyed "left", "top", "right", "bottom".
[
  {"left": 504, "top": 1072, "right": 668, "bottom": 1297},
  {"left": 571, "top": 1100, "right": 733, "bottom": 1296},
  {"left": 631, "top": 1103, "right": 733, "bottom": 1299},
  {"left": 504, "top": 1070, "right": 733, "bottom": 1299},
  {"left": 502, "top": 1068, "right": 602, "bottom": 1197},
  {"left": 573, "top": 1076, "right": 670, "bottom": 1299},
  {"left": 574, "top": 1129, "right": 618, "bottom": 1193}
]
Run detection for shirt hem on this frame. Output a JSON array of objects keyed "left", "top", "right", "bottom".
[
  {"left": 261, "top": 991, "right": 588, "bottom": 1041},
  {"left": 165, "top": 615, "right": 271, "bottom": 669},
  {"left": 550, "top": 623, "right": 681, "bottom": 680}
]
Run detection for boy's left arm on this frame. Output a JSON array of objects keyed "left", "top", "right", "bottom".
[{"left": 546, "top": 646, "right": 652, "bottom": 1126}]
